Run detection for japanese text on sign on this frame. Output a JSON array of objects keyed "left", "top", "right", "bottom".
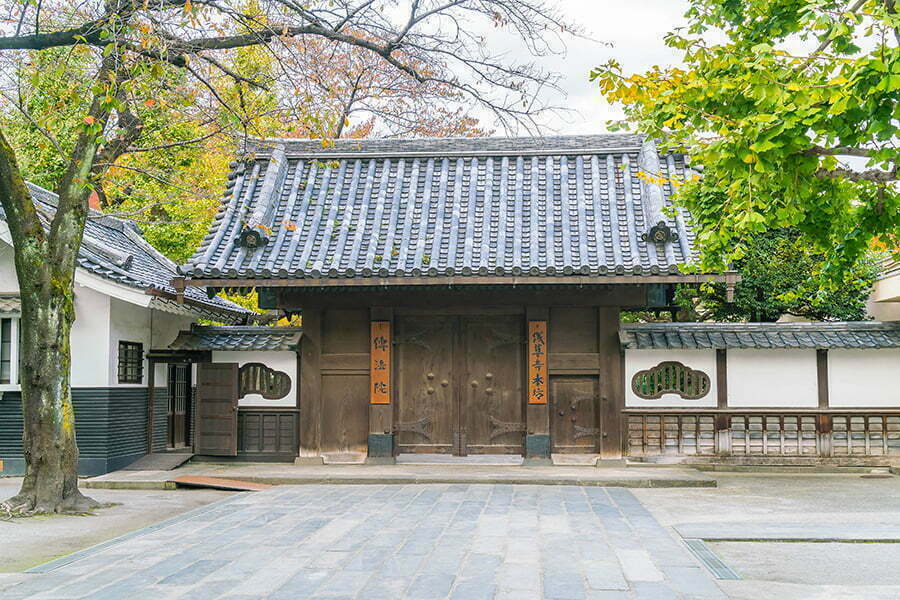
[
  {"left": 528, "top": 321, "right": 548, "bottom": 404},
  {"left": 370, "top": 321, "right": 391, "bottom": 404}
]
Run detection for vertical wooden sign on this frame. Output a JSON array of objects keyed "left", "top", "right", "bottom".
[
  {"left": 528, "top": 321, "right": 548, "bottom": 404},
  {"left": 370, "top": 321, "right": 391, "bottom": 404}
]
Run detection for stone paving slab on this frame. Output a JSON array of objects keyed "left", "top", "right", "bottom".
[
  {"left": 83, "top": 463, "right": 716, "bottom": 490},
  {"left": 1, "top": 484, "right": 726, "bottom": 599}
]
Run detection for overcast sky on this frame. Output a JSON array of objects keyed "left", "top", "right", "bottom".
[{"left": 484, "top": 0, "right": 690, "bottom": 135}]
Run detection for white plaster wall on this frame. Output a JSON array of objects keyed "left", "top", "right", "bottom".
[
  {"left": 109, "top": 298, "right": 195, "bottom": 387},
  {"left": 625, "top": 349, "right": 718, "bottom": 407},
  {"left": 0, "top": 242, "right": 19, "bottom": 291},
  {"left": 828, "top": 349, "right": 900, "bottom": 407},
  {"left": 726, "top": 349, "right": 818, "bottom": 407},
  {"left": 212, "top": 350, "right": 297, "bottom": 407},
  {"left": 70, "top": 284, "right": 111, "bottom": 387}
]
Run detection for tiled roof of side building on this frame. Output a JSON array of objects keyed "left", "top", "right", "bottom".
[
  {"left": 169, "top": 325, "right": 302, "bottom": 351},
  {"left": 620, "top": 321, "right": 900, "bottom": 350},
  {"left": 5, "top": 183, "right": 252, "bottom": 322},
  {"left": 183, "top": 134, "right": 702, "bottom": 282}
]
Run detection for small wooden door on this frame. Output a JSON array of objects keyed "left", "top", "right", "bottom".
[
  {"left": 463, "top": 316, "right": 525, "bottom": 454},
  {"left": 551, "top": 376, "right": 602, "bottom": 453},
  {"left": 395, "top": 316, "right": 456, "bottom": 453},
  {"left": 195, "top": 363, "right": 239, "bottom": 456},
  {"left": 167, "top": 363, "right": 191, "bottom": 448}
]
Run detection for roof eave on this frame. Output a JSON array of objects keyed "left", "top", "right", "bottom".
[{"left": 179, "top": 273, "right": 737, "bottom": 289}]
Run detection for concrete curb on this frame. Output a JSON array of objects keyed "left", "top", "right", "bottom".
[{"left": 84, "top": 474, "right": 716, "bottom": 489}]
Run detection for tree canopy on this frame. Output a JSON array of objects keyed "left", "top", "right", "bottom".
[
  {"left": 676, "top": 228, "right": 880, "bottom": 322},
  {"left": 592, "top": 0, "right": 899, "bottom": 278}
]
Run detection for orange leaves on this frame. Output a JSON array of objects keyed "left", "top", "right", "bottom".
[{"left": 83, "top": 115, "right": 95, "bottom": 125}]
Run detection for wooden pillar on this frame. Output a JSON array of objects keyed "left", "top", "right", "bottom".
[
  {"left": 598, "top": 307, "right": 623, "bottom": 459},
  {"left": 298, "top": 307, "right": 323, "bottom": 462},
  {"left": 715, "top": 349, "right": 730, "bottom": 455},
  {"left": 525, "top": 306, "right": 550, "bottom": 459},
  {"left": 147, "top": 357, "right": 156, "bottom": 453},
  {"left": 368, "top": 307, "right": 394, "bottom": 460},
  {"left": 817, "top": 349, "right": 832, "bottom": 457}
]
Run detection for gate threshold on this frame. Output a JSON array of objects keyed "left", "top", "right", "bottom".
[{"left": 396, "top": 454, "right": 524, "bottom": 466}]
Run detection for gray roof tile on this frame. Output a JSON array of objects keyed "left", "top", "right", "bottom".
[
  {"left": 169, "top": 325, "right": 302, "bottom": 351},
  {"left": 184, "top": 135, "right": 700, "bottom": 281},
  {"left": 620, "top": 322, "right": 900, "bottom": 350},
  {"left": 13, "top": 183, "right": 251, "bottom": 321}
]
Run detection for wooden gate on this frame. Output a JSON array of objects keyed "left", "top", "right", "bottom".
[
  {"left": 167, "top": 363, "right": 191, "bottom": 448},
  {"left": 395, "top": 316, "right": 456, "bottom": 453},
  {"left": 395, "top": 315, "right": 524, "bottom": 455},
  {"left": 551, "top": 375, "right": 602, "bottom": 453},
  {"left": 195, "top": 363, "right": 238, "bottom": 456}
]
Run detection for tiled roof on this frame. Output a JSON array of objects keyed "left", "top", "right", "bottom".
[
  {"left": 8, "top": 183, "right": 251, "bottom": 322},
  {"left": 183, "top": 135, "right": 701, "bottom": 282},
  {"left": 620, "top": 322, "right": 900, "bottom": 350},
  {"left": 0, "top": 294, "right": 20, "bottom": 314},
  {"left": 169, "top": 325, "right": 302, "bottom": 351}
]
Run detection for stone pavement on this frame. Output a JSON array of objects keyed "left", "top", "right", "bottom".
[{"left": 0, "top": 484, "right": 725, "bottom": 599}]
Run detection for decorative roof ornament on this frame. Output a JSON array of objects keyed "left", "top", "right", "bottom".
[{"left": 641, "top": 221, "right": 679, "bottom": 244}]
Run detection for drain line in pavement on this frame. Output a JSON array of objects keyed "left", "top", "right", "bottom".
[{"left": 683, "top": 538, "right": 742, "bottom": 580}]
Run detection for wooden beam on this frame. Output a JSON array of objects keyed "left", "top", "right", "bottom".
[
  {"left": 817, "top": 349, "right": 832, "bottom": 456},
  {"left": 184, "top": 273, "right": 735, "bottom": 289},
  {"left": 598, "top": 307, "right": 624, "bottom": 459},
  {"left": 298, "top": 308, "right": 322, "bottom": 459},
  {"left": 147, "top": 358, "right": 156, "bottom": 453},
  {"left": 715, "top": 349, "right": 730, "bottom": 454},
  {"left": 817, "top": 349, "right": 829, "bottom": 409},
  {"left": 277, "top": 286, "right": 647, "bottom": 310}
]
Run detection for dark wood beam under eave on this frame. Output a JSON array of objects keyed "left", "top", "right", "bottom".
[{"left": 178, "top": 273, "right": 738, "bottom": 289}]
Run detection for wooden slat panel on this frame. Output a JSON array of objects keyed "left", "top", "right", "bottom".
[
  {"left": 321, "top": 353, "right": 369, "bottom": 372},
  {"left": 195, "top": 363, "right": 238, "bottom": 456},
  {"left": 548, "top": 353, "right": 601, "bottom": 371}
]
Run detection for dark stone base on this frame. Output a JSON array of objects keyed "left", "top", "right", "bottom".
[
  {"left": 0, "top": 453, "right": 146, "bottom": 477},
  {"left": 525, "top": 434, "right": 550, "bottom": 459},
  {"left": 365, "top": 456, "right": 397, "bottom": 465},
  {"left": 368, "top": 433, "right": 395, "bottom": 458}
]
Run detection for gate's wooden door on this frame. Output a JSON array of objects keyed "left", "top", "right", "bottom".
[
  {"left": 551, "top": 375, "right": 601, "bottom": 453},
  {"left": 195, "top": 363, "right": 238, "bottom": 456},
  {"left": 462, "top": 316, "right": 525, "bottom": 454},
  {"left": 395, "top": 316, "right": 456, "bottom": 453},
  {"left": 167, "top": 363, "right": 191, "bottom": 448}
]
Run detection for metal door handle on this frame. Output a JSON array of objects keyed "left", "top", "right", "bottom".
[{"left": 471, "top": 380, "right": 479, "bottom": 387}]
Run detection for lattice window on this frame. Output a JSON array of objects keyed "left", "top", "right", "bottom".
[
  {"left": 239, "top": 363, "right": 291, "bottom": 399},
  {"left": 117, "top": 341, "right": 143, "bottom": 384},
  {"left": 631, "top": 361, "right": 711, "bottom": 400},
  {"left": 626, "top": 414, "right": 716, "bottom": 456}
]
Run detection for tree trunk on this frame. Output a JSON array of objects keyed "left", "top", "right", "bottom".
[
  {"left": 5, "top": 286, "right": 98, "bottom": 513},
  {"left": 0, "top": 127, "right": 98, "bottom": 514}
]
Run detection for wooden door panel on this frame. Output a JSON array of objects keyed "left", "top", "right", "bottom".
[
  {"left": 195, "top": 363, "right": 238, "bottom": 456},
  {"left": 463, "top": 316, "right": 525, "bottom": 454},
  {"left": 321, "top": 374, "right": 369, "bottom": 454},
  {"left": 167, "top": 363, "right": 190, "bottom": 448},
  {"left": 551, "top": 375, "right": 601, "bottom": 453},
  {"left": 395, "top": 316, "right": 455, "bottom": 452}
]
